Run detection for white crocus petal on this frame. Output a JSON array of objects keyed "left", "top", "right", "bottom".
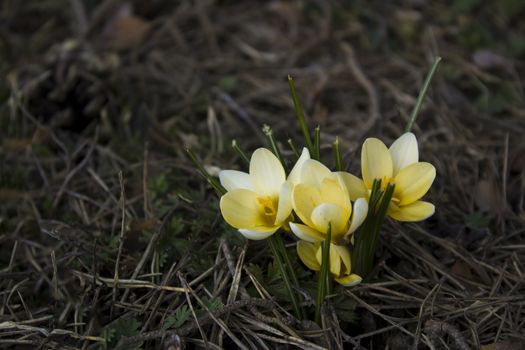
[
  {"left": 238, "top": 228, "right": 277, "bottom": 240},
  {"left": 249, "top": 148, "right": 285, "bottom": 197},
  {"left": 345, "top": 198, "right": 369, "bottom": 236},
  {"left": 219, "top": 170, "right": 253, "bottom": 191},
  {"left": 389, "top": 132, "right": 419, "bottom": 175},
  {"left": 300, "top": 159, "right": 332, "bottom": 188},
  {"left": 289, "top": 222, "right": 325, "bottom": 242},
  {"left": 287, "top": 147, "right": 311, "bottom": 185},
  {"left": 274, "top": 181, "right": 293, "bottom": 225}
]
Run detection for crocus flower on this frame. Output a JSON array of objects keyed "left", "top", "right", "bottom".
[
  {"left": 296, "top": 240, "right": 361, "bottom": 286},
  {"left": 290, "top": 159, "right": 368, "bottom": 243},
  {"left": 341, "top": 132, "right": 436, "bottom": 222},
  {"left": 218, "top": 148, "right": 309, "bottom": 240}
]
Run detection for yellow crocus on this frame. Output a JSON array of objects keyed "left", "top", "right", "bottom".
[
  {"left": 296, "top": 240, "right": 361, "bottom": 286},
  {"left": 341, "top": 132, "right": 436, "bottom": 222},
  {"left": 219, "top": 148, "right": 309, "bottom": 240},
  {"left": 290, "top": 159, "right": 368, "bottom": 244}
]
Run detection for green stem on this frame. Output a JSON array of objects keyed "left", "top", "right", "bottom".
[
  {"left": 313, "top": 126, "right": 321, "bottom": 161},
  {"left": 231, "top": 140, "right": 250, "bottom": 166},
  {"left": 333, "top": 136, "right": 343, "bottom": 171},
  {"left": 267, "top": 235, "right": 302, "bottom": 319},
  {"left": 263, "top": 125, "right": 287, "bottom": 169},
  {"left": 405, "top": 57, "right": 442, "bottom": 133},
  {"left": 352, "top": 181, "right": 395, "bottom": 278},
  {"left": 273, "top": 234, "right": 304, "bottom": 319},
  {"left": 288, "top": 75, "right": 314, "bottom": 155},
  {"left": 352, "top": 180, "right": 382, "bottom": 277},
  {"left": 315, "top": 224, "right": 331, "bottom": 325},
  {"left": 287, "top": 138, "right": 300, "bottom": 158},
  {"left": 186, "top": 148, "right": 226, "bottom": 196}
]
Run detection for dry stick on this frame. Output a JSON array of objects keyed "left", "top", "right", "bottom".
[
  {"left": 346, "top": 291, "right": 417, "bottom": 339},
  {"left": 412, "top": 282, "right": 442, "bottom": 350},
  {"left": 143, "top": 142, "right": 151, "bottom": 218},
  {"left": 218, "top": 92, "right": 265, "bottom": 143},
  {"left": 51, "top": 250, "right": 59, "bottom": 301},
  {"left": 221, "top": 240, "right": 278, "bottom": 325},
  {"left": 424, "top": 320, "right": 470, "bottom": 350},
  {"left": 180, "top": 275, "right": 249, "bottom": 350},
  {"left": 69, "top": 0, "right": 88, "bottom": 36},
  {"left": 340, "top": 43, "right": 379, "bottom": 136},
  {"left": 222, "top": 240, "right": 301, "bottom": 335},
  {"left": 140, "top": 262, "right": 179, "bottom": 333},
  {"left": 112, "top": 172, "right": 126, "bottom": 317},
  {"left": 52, "top": 128, "right": 99, "bottom": 210},
  {"left": 226, "top": 244, "right": 247, "bottom": 305},
  {"left": 501, "top": 132, "right": 509, "bottom": 232},
  {"left": 119, "top": 206, "right": 178, "bottom": 304},
  {"left": 177, "top": 274, "right": 209, "bottom": 349}
]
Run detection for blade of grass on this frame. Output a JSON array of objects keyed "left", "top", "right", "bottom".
[
  {"left": 315, "top": 223, "right": 331, "bottom": 325},
  {"left": 405, "top": 57, "right": 442, "bottom": 132},
  {"left": 274, "top": 234, "right": 305, "bottom": 319},
  {"left": 288, "top": 75, "right": 314, "bottom": 155},
  {"left": 232, "top": 140, "right": 250, "bottom": 166},
  {"left": 313, "top": 126, "right": 320, "bottom": 161},
  {"left": 333, "top": 136, "right": 343, "bottom": 171},
  {"left": 186, "top": 148, "right": 226, "bottom": 195},
  {"left": 267, "top": 234, "right": 303, "bottom": 319},
  {"left": 263, "top": 125, "right": 287, "bottom": 169},
  {"left": 287, "top": 139, "right": 300, "bottom": 158}
]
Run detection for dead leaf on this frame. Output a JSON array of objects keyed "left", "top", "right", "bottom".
[
  {"left": 103, "top": 4, "right": 152, "bottom": 50},
  {"left": 481, "top": 340, "right": 525, "bottom": 350},
  {"left": 472, "top": 49, "right": 511, "bottom": 69},
  {"left": 451, "top": 260, "right": 474, "bottom": 281},
  {"left": 129, "top": 218, "right": 159, "bottom": 232},
  {"left": 474, "top": 179, "right": 502, "bottom": 215},
  {"left": 3, "top": 138, "right": 32, "bottom": 152}
]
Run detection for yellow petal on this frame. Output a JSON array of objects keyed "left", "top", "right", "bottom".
[
  {"left": 315, "top": 243, "right": 341, "bottom": 276},
  {"left": 311, "top": 203, "right": 347, "bottom": 235},
  {"left": 346, "top": 198, "right": 368, "bottom": 236},
  {"left": 238, "top": 228, "right": 278, "bottom": 240},
  {"left": 292, "top": 183, "right": 321, "bottom": 227},
  {"left": 389, "top": 132, "right": 418, "bottom": 176},
  {"left": 361, "top": 138, "right": 393, "bottom": 189},
  {"left": 394, "top": 162, "right": 435, "bottom": 205},
  {"left": 219, "top": 170, "right": 253, "bottom": 191},
  {"left": 332, "top": 244, "right": 352, "bottom": 275},
  {"left": 289, "top": 222, "right": 325, "bottom": 242},
  {"left": 297, "top": 241, "right": 321, "bottom": 271},
  {"left": 388, "top": 201, "right": 435, "bottom": 222},
  {"left": 320, "top": 178, "right": 351, "bottom": 217},
  {"left": 274, "top": 181, "right": 293, "bottom": 225},
  {"left": 250, "top": 148, "right": 285, "bottom": 196},
  {"left": 336, "top": 172, "right": 368, "bottom": 201},
  {"left": 287, "top": 147, "right": 310, "bottom": 185},
  {"left": 315, "top": 243, "right": 342, "bottom": 277},
  {"left": 334, "top": 274, "right": 362, "bottom": 287},
  {"left": 219, "top": 189, "right": 266, "bottom": 229},
  {"left": 300, "top": 159, "right": 332, "bottom": 188},
  {"left": 330, "top": 246, "right": 342, "bottom": 276}
]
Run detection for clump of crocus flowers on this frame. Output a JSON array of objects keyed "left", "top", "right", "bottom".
[
  {"left": 219, "top": 132, "right": 435, "bottom": 288},
  {"left": 189, "top": 64, "right": 440, "bottom": 323}
]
